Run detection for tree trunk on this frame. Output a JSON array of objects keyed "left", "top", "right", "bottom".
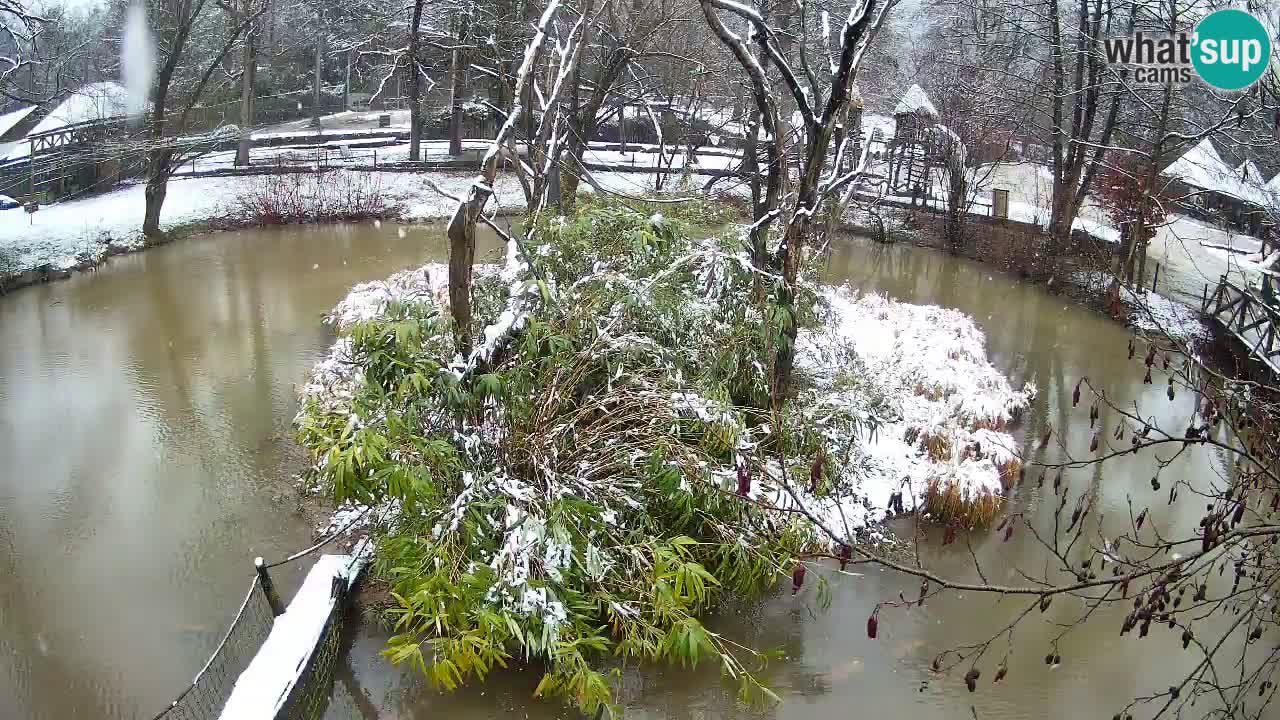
[
  {"left": 447, "top": 209, "right": 476, "bottom": 353},
  {"left": 407, "top": 0, "right": 426, "bottom": 161},
  {"left": 236, "top": 6, "right": 257, "bottom": 167},
  {"left": 558, "top": 134, "right": 582, "bottom": 215},
  {"left": 143, "top": 149, "right": 174, "bottom": 239},
  {"left": 447, "top": 14, "right": 470, "bottom": 157},
  {"left": 311, "top": 18, "right": 323, "bottom": 129}
]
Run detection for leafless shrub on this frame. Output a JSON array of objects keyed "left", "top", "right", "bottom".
[{"left": 230, "top": 170, "right": 403, "bottom": 226}]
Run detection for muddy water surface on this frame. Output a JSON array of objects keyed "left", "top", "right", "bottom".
[{"left": 0, "top": 223, "right": 502, "bottom": 720}]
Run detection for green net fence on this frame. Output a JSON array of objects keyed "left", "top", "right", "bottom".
[{"left": 150, "top": 577, "right": 277, "bottom": 720}]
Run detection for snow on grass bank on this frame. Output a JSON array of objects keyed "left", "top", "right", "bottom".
[
  {"left": 1, "top": 168, "right": 671, "bottom": 279},
  {"left": 1070, "top": 271, "right": 1210, "bottom": 344},
  {"left": 797, "top": 288, "right": 1034, "bottom": 527}
]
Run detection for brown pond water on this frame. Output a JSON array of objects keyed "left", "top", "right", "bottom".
[{"left": 0, "top": 224, "right": 1242, "bottom": 720}]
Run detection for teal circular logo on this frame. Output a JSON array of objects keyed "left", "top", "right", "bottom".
[{"left": 1192, "top": 10, "right": 1272, "bottom": 90}]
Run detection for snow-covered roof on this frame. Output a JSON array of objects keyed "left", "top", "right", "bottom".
[
  {"left": 1236, "top": 160, "right": 1264, "bottom": 184},
  {"left": 4, "top": 83, "right": 129, "bottom": 162},
  {"left": 27, "top": 82, "right": 128, "bottom": 137},
  {"left": 894, "top": 84, "right": 937, "bottom": 117},
  {"left": 0, "top": 105, "right": 37, "bottom": 138},
  {"left": 1162, "top": 138, "right": 1269, "bottom": 207}
]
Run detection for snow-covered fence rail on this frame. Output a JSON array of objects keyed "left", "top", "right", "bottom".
[{"left": 146, "top": 531, "right": 371, "bottom": 720}]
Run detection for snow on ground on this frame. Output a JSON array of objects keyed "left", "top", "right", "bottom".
[
  {"left": 971, "top": 162, "right": 1120, "bottom": 243},
  {"left": 795, "top": 287, "right": 1034, "bottom": 529},
  {"left": 1069, "top": 271, "right": 1210, "bottom": 343},
  {"left": 216, "top": 549, "right": 369, "bottom": 720},
  {"left": 0, "top": 166, "right": 671, "bottom": 276}
]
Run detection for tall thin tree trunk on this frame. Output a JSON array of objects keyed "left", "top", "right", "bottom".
[
  {"left": 447, "top": 13, "right": 470, "bottom": 157},
  {"left": 407, "top": 0, "right": 426, "bottom": 160},
  {"left": 236, "top": 3, "right": 257, "bottom": 167},
  {"left": 311, "top": 17, "right": 323, "bottom": 129}
]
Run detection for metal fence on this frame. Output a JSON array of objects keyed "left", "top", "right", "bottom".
[
  {"left": 150, "top": 577, "right": 277, "bottom": 720},
  {"left": 147, "top": 510, "right": 371, "bottom": 720}
]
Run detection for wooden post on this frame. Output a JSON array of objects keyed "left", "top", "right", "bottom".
[
  {"left": 255, "top": 557, "right": 285, "bottom": 617},
  {"left": 1151, "top": 262, "right": 1161, "bottom": 292},
  {"left": 992, "top": 189, "right": 1010, "bottom": 222},
  {"left": 28, "top": 140, "right": 35, "bottom": 198}
]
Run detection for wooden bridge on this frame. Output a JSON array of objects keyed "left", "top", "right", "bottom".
[
  {"left": 1202, "top": 273, "right": 1280, "bottom": 374},
  {"left": 26, "top": 116, "right": 126, "bottom": 156}
]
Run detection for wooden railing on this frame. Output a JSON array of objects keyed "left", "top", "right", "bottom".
[{"left": 1202, "top": 274, "right": 1280, "bottom": 374}]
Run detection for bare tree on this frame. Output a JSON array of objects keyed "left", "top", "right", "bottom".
[
  {"left": 699, "top": 0, "right": 892, "bottom": 400},
  {"left": 139, "top": 0, "right": 257, "bottom": 238}
]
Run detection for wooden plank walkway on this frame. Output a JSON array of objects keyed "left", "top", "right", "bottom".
[{"left": 1202, "top": 273, "right": 1280, "bottom": 374}]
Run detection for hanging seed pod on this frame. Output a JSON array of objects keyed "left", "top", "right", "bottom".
[
  {"left": 1128, "top": 338, "right": 1135, "bottom": 359},
  {"left": 1003, "top": 523, "right": 1014, "bottom": 542},
  {"left": 994, "top": 662, "right": 1007, "bottom": 684},
  {"left": 964, "top": 667, "right": 980, "bottom": 692},
  {"left": 736, "top": 464, "right": 752, "bottom": 496},
  {"left": 1090, "top": 432, "right": 1100, "bottom": 452},
  {"left": 1151, "top": 476, "right": 1161, "bottom": 491},
  {"left": 943, "top": 526, "right": 957, "bottom": 545},
  {"left": 918, "top": 579, "right": 928, "bottom": 605},
  {"left": 1040, "top": 595, "right": 1053, "bottom": 612},
  {"left": 866, "top": 608, "right": 879, "bottom": 639},
  {"left": 996, "top": 515, "right": 1008, "bottom": 532},
  {"left": 1145, "top": 345, "right": 1157, "bottom": 367},
  {"left": 1044, "top": 653, "right": 1054, "bottom": 665},
  {"left": 838, "top": 543, "right": 852, "bottom": 571},
  {"left": 1232, "top": 501, "right": 1245, "bottom": 527},
  {"left": 1143, "top": 368, "right": 1153, "bottom": 384},
  {"left": 809, "top": 447, "right": 826, "bottom": 494},
  {"left": 930, "top": 656, "right": 942, "bottom": 672},
  {"left": 1249, "top": 626, "right": 1263, "bottom": 641},
  {"left": 1037, "top": 472, "right": 1044, "bottom": 487},
  {"left": 1181, "top": 629, "right": 1193, "bottom": 649},
  {"left": 1121, "top": 613, "right": 1135, "bottom": 634},
  {"left": 1169, "top": 686, "right": 1180, "bottom": 700},
  {"left": 1053, "top": 471, "right": 1063, "bottom": 493},
  {"left": 1167, "top": 384, "right": 1176, "bottom": 401},
  {"left": 1194, "top": 584, "right": 1206, "bottom": 601},
  {"left": 792, "top": 563, "right": 807, "bottom": 594},
  {"left": 1120, "top": 577, "right": 1130, "bottom": 597},
  {"left": 1090, "top": 403, "right": 1099, "bottom": 425},
  {"left": 1162, "top": 354, "right": 1170, "bottom": 370},
  {"left": 1040, "top": 427, "right": 1052, "bottom": 450},
  {"left": 1271, "top": 493, "right": 1279, "bottom": 512},
  {"left": 1136, "top": 509, "right": 1148, "bottom": 530},
  {"left": 1068, "top": 507, "right": 1082, "bottom": 530},
  {"left": 1072, "top": 380, "right": 1082, "bottom": 408},
  {"left": 1052, "top": 654, "right": 1061, "bottom": 665},
  {"left": 1140, "top": 619, "right": 1151, "bottom": 637}
]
